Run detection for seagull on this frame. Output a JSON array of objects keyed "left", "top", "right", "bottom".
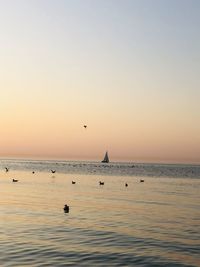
[{"left": 83, "top": 125, "right": 87, "bottom": 129}]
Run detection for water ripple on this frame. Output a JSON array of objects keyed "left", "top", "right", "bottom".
[{"left": 0, "top": 161, "right": 200, "bottom": 266}]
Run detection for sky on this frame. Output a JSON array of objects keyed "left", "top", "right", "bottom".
[{"left": 0, "top": 0, "right": 199, "bottom": 163}]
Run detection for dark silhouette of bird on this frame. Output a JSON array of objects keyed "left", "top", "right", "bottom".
[
  {"left": 51, "top": 170, "right": 56, "bottom": 174},
  {"left": 125, "top": 183, "right": 128, "bottom": 187},
  {"left": 99, "top": 181, "right": 104, "bottom": 185},
  {"left": 63, "top": 204, "right": 69, "bottom": 213},
  {"left": 5, "top": 167, "right": 9, "bottom": 172},
  {"left": 72, "top": 181, "right": 76, "bottom": 184},
  {"left": 12, "top": 179, "right": 18, "bottom": 182},
  {"left": 32, "top": 171, "right": 35, "bottom": 174},
  {"left": 140, "top": 179, "right": 144, "bottom": 183},
  {"left": 83, "top": 125, "right": 87, "bottom": 129}
]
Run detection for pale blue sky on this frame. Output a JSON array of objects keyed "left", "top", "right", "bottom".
[{"left": 0, "top": 0, "right": 199, "bottom": 162}]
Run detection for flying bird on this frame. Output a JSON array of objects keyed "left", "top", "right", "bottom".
[{"left": 83, "top": 125, "right": 87, "bottom": 129}]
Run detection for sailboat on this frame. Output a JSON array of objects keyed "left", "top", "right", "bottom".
[{"left": 101, "top": 151, "right": 109, "bottom": 163}]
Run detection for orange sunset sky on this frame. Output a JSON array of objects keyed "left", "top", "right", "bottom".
[{"left": 0, "top": 0, "right": 199, "bottom": 163}]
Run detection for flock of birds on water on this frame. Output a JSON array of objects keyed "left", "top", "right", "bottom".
[
  {"left": 4, "top": 145, "right": 145, "bottom": 213},
  {"left": 5, "top": 167, "right": 145, "bottom": 186}
]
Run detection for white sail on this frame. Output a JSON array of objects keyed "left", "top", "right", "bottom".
[{"left": 101, "top": 151, "right": 109, "bottom": 163}]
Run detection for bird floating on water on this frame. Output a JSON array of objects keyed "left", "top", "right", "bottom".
[{"left": 63, "top": 204, "right": 69, "bottom": 213}]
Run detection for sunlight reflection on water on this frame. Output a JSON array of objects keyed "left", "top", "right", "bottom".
[{"left": 0, "top": 162, "right": 200, "bottom": 266}]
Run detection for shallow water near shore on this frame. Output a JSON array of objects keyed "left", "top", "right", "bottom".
[{"left": 0, "top": 160, "right": 200, "bottom": 266}]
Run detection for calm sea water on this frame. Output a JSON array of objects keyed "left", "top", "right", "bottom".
[{"left": 0, "top": 159, "right": 200, "bottom": 266}]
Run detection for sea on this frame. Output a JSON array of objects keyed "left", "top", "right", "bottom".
[{"left": 0, "top": 159, "right": 199, "bottom": 267}]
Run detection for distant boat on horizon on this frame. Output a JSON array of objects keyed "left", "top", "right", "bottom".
[{"left": 101, "top": 151, "right": 109, "bottom": 163}]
